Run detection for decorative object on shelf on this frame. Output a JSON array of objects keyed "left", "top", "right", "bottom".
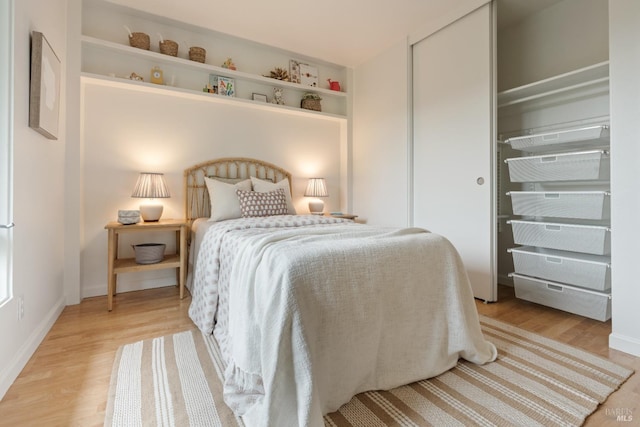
[
  {"left": 217, "top": 77, "right": 235, "bottom": 97},
  {"left": 158, "top": 34, "right": 178, "bottom": 56},
  {"left": 300, "top": 63, "right": 319, "bottom": 87},
  {"left": 132, "top": 243, "right": 166, "bottom": 264},
  {"left": 265, "top": 67, "right": 289, "bottom": 81},
  {"left": 304, "top": 178, "right": 328, "bottom": 214},
  {"left": 188, "top": 46, "right": 206, "bottom": 63},
  {"left": 327, "top": 79, "right": 341, "bottom": 91},
  {"left": 29, "top": 31, "right": 61, "bottom": 140},
  {"left": 289, "top": 59, "right": 303, "bottom": 84},
  {"left": 124, "top": 26, "right": 150, "bottom": 50},
  {"left": 129, "top": 72, "right": 144, "bottom": 81},
  {"left": 150, "top": 66, "right": 164, "bottom": 85},
  {"left": 131, "top": 172, "right": 171, "bottom": 222},
  {"left": 221, "top": 58, "right": 237, "bottom": 70},
  {"left": 203, "top": 83, "right": 217, "bottom": 94},
  {"left": 252, "top": 93, "right": 267, "bottom": 102},
  {"left": 117, "top": 210, "right": 140, "bottom": 225},
  {"left": 271, "top": 87, "right": 285, "bottom": 105},
  {"left": 300, "top": 92, "right": 322, "bottom": 111}
]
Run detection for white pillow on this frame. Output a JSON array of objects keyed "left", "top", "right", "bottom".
[
  {"left": 250, "top": 176, "right": 296, "bottom": 215},
  {"left": 204, "top": 177, "right": 252, "bottom": 221}
]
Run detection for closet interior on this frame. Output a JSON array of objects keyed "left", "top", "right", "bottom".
[{"left": 495, "top": 0, "right": 611, "bottom": 321}]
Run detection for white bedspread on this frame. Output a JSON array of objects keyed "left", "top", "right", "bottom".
[{"left": 189, "top": 216, "right": 497, "bottom": 427}]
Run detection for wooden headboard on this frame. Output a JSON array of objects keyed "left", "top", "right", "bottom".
[{"left": 183, "top": 157, "right": 292, "bottom": 226}]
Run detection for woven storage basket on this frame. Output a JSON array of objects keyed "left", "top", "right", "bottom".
[
  {"left": 301, "top": 99, "right": 321, "bottom": 111},
  {"left": 159, "top": 40, "right": 178, "bottom": 56},
  {"left": 132, "top": 243, "right": 165, "bottom": 264},
  {"left": 189, "top": 46, "right": 206, "bottom": 63},
  {"left": 128, "top": 32, "right": 150, "bottom": 50}
]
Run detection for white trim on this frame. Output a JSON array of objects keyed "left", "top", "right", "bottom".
[
  {"left": 0, "top": 296, "right": 65, "bottom": 399},
  {"left": 609, "top": 332, "right": 640, "bottom": 357},
  {"left": 408, "top": 0, "right": 491, "bottom": 46},
  {"left": 0, "top": 0, "right": 14, "bottom": 307}
]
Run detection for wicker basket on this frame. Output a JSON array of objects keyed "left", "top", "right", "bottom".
[
  {"left": 132, "top": 243, "right": 165, "bottom": 264},
  {"left": 189, "top": 46, "right": 206, "bottom": 63},
  {"left": 159, "top": 40, "right": 178, "bottom": 56},
  {"left": 301, "top": 99, "right": 321, "bottom": 111},
  {"left": 128, "top": 32, "right": 150, "bottom": 50}
]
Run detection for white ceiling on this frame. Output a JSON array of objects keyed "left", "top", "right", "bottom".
[{"left": 105, "top": 0, "right": 564, "bottom": 67}]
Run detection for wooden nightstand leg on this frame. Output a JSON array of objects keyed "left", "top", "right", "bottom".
[
  {"left": 179, "top": 225, "right": 187, "bottom": 299},
  {"left": 107, "top": 229, "right": 117, "bottom": 311}
]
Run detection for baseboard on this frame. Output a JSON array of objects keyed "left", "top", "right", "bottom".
[
  {"left": 0, "top": 295, "right": 66, "bottom": 400},
  {"left": 82, "top": 276, "right": 177, "bottom": 299},
  {"left": 609, "top": 332, "right": 640, "bottom": 357}
]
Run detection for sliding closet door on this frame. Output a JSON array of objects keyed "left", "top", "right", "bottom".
[{"left": 412, "top": 3, "right": 496, "bottom": 301}]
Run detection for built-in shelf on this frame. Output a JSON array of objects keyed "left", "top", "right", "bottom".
[
  {"left": 81, "top": 73, "right": 347, "bottom": 122},
  {"left": 497, "top": 61, "right": 609, "bottom": 108},
  {"left": 81, "top": 35, "right": 348, "bottom": 101},
  {"left": 81, "top": 0, "right": 349, "bottom": 119}
]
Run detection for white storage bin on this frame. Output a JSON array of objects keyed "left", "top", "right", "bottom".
[
  {"left": 505, "top": 150, "right": 609, "bottom": 182},
  {"left": 506, "top": 125, "right": 609, "bottom": 153},
  {"left": 511, "top": 273, "right": 611, "bottom": 321},
  {"left": 508, "top": 246, "right": 611, "bottom": 291},
  {"left": 507, "top": 191, "right": 610, "bottom": 220},
  {"left": 509, "top": 220, "right": 610, "bottom": 255}
]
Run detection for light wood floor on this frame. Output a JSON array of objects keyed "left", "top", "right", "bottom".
[{"left": 0, "top": 285, "right": 637, "bottom": 426}]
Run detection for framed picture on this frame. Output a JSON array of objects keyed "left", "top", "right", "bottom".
[
  {"left": 29, "top": 31, "right": 61, "bottom": 140},
  {"left": 252, "top": 93, "right": 267, "bottom": 103},
  {"left": 289, "top": 60, "right": 303, "bottom": 84},
  {"left": 217, "top": 76, "right": 235, "bottom": 97},
  {"left": 299, "top": 63, "right": 319, "bottom": 87}
]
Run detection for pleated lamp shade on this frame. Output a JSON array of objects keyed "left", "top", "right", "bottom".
[
  {"left": 131, "top": 172, "right": 171, "bottom": 221},
  {"left": 304, "top": 178, "right": 328, "bottom": 215}
]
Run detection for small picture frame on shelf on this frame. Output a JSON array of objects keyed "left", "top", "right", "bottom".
[
  {"left": 299, "top": 63, "right": 319, "bottom": 87},
  {"left": 252, "top": 93, "right": 267, "bottom": 103},
  {"left": 210, "top": 74, "right": 235, "bottom": 97},
  {"left": 289, "top": 60, "right": 303, "bottom": 84}
]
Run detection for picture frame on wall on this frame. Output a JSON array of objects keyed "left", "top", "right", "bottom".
[{"left": 29, "top": 31, "right": 61, "bottom": 140}]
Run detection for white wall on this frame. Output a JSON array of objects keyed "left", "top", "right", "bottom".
[
  {"left": 609, "top": 0, "right": 640, "bottom": 357},
  {"left": 0, "top": 0, "right": 67, "bottom": 399},
  {"left": 81, "top": 83, "right": 344, "bottom": 297},
  {"left": 498, "top": 0, "right": 609, "bottom": 91},
  {"left": 352, "top": 38, "right": 410, "bottom": 227}
]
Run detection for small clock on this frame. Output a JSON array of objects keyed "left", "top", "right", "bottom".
[{"left": 150, "top": 66, "right": 163, "bottom": 85}]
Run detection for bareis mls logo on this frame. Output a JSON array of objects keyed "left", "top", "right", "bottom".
[{"left": 605, "top": 408, "right": 633, "bottom": 422}]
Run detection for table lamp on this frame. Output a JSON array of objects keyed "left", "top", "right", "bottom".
[
  {"left": 304, "top": 178, "right": 328, "bottom": 215},
  {"left": 131, "top": 172, "right": 170, "bottom": 222}
]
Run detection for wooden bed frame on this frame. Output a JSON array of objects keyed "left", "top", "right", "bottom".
[{"left": 183, "top": 157, "right": 292, "bottom": 227}]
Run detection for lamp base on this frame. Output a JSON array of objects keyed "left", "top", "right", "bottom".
[
  {"left": 140, "top": 202, "right": 164, "bottom": 222},
  {"left": 308, "top": 200, "right": 324, "bottom": 215}
]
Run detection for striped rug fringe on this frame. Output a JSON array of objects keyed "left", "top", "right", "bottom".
[{"left": 105, "top": 316, "right": 633, "bottom": 427}]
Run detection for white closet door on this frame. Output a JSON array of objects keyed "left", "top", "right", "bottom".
[{"left": 412, "top": 3, "right": 496, "bottom": 301}]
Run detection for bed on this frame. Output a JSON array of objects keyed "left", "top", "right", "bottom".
[{"left": 184, "top": 158, "right": 497, "bottom": 427}]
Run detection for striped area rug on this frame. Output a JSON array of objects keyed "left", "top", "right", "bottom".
[{"left": 105, "top": 316, "right": 633, "bottom": 426}]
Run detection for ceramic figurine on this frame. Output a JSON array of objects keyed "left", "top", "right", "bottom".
[
  {"left": 222, "top": 58, "right": 237, "bottom": 70},
  {"left": 271, "top": 87, "right": 285, "bottom": 105}
]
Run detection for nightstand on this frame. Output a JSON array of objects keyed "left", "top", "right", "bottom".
[{"left": 104, "top": 219, "right": 188, "bottom": 311}]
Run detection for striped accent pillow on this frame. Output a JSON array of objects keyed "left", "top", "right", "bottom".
[{"left": 236, "top": 188, "right": 288, "bottom": 217}]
